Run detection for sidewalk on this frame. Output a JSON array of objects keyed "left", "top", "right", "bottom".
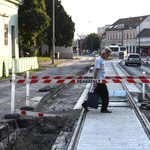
[
  {"left": 38, "top": 56, "right": 86, "bottom": 69},
  {"left": 75, "top": 59, "right": 150, "bottom": 150}
]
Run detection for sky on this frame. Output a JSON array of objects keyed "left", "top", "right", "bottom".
[{"left": 61, "top": 0, "right": 150, "bottom": 39}]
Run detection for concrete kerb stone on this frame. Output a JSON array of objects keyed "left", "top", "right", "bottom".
[{"left": 35, "top": 83, "right": 67, "bottom": 111}]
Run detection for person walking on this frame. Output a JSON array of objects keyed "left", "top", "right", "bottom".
[
  {"left": 93, "top": 47, "right": 112, "bottom": 113},
  {"left": 82, "top": 47, "right": 112, "bottom": 113}
]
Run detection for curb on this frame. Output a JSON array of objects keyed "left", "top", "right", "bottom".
[{"left": 35, "top": 83, "right": 67, "bottom": 111}]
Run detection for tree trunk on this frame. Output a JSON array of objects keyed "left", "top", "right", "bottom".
[
  {"left": 19, "top": 45, "right": 23, "bottom": 57},
  {"left": 39, "top": 46, "right": 42, "bottom": 56}
]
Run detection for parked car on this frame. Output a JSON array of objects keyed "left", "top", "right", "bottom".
[
  {"left": 125, "top": 53, "right": 141, "bottom": 66},
  {"left": 91, "top": 51, "right": 98, "bottom": 56}
]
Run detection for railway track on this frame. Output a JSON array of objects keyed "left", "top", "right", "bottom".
[
  {"left": 1, "top": 59, "right": 150, "bottom": 150},
  {"left": 67, "top": 60, "right": 150, "bottom": 150}
]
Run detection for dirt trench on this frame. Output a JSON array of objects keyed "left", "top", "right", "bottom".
[{"left": 0, "top": 66, "right": 91, "bottom": 150}]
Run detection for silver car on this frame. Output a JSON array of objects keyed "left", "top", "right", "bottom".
[{"left": 125, "top": 53, "right": 141, "bottom": 66}]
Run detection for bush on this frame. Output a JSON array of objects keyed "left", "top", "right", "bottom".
[
  {"left": 23, "top": 45, "right": 34, "bottom": 57},
  {"left": 34, "top": 50, "right": 38, "bottom": 57}
]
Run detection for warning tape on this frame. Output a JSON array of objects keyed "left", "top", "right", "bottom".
[
  {"left": 14, "top": 109, "right": 62, "bottom": 117},
  {"left": 24, "top": 75, "right": 83, "bottom": 79},
  {"left": 10, "top": 79, "right": 150, "bottom": 83},
  {"left": 10, "top": 76, "right": 150, "bottom": 82},
  {"left": 23, "top": 75, "right": 150, "bottom": 79}
]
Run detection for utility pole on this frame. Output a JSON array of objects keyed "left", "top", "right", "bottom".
[
  {"left": 52, "top": 0, "right": 55, "bottom": 64},
  {"left": 139, "top": 17, "right": 142, "bottom": 55}
]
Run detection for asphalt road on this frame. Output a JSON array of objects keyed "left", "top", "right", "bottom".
[
  {"left": 0, "top": 55, "right": 93, "bottom": 122},
  {"left": 118, "top": 59, "right": 150, "bottom": 94}
]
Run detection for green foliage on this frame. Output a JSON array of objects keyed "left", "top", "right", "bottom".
[
  {"left": 44, "top": 0, "right": 75, "bottom": 53},
  {"left": 85, "top": 33, "right": 100, "bottom": 51},
  {"left": 34, "top": 50, "right": 38, "bottom": 56},
  {"left": 23, "top": 45, "right": 33, "bottom": 56},
  {"left": 38, "top": 57, "right": 52, "bottom": 61},
  {"left": 18, "top": 0, "right": 51, "bottom": 47}
]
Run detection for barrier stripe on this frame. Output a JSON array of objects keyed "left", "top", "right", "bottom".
[
  {"left": 24, "top": 76, "right": 83, "bottom": 79},
  {"left": 14, "top": 109, "right": 62, "bottom": 117},
  {"left": 22, "top": 76, "right": 150, "bottom": 80},
  {"left": 10, "top": 79, "right": 150, "bottom": 83}
]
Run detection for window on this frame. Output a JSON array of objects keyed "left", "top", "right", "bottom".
[
  {"left": 133, "top": 32, "right": 135, "bottom": 38},
  {"left": 124, "top": 33, "right": 125, "bottom": 39},
  {"left": 127, "top": 33, "right": 128, "bottom": 39},
  {"left": 109, "top": 47, "right": 119, "bottom": 52},
  {"left": 113, "top": 34, "right": 115, "bottom": 40},
  {"left": 110, "top": 34, "right": 112, "bottom": 40},
  {"left": 107, "top": 34, "right": 109, "bottom": 40},
  {"left": 119, "top": 33, "right": 121, "bottom": 40},
  {"left": 4, "top": 24, "right": 8, "bottom": 46},
  {"left": 130, "top": 33, "right": 132, "bottom": 39},
  {"left": 116, "top": 34, "right": 117, "bottom": 40},
  {"left": 129, "top": 54, "right": 140, "bottom": 58}
]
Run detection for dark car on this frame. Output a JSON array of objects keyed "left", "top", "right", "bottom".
[{"left": 125, "top": 53, "right": 141, "bottom": 66}]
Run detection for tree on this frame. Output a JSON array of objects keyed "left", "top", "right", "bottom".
[
  {"left": 18, "top": 0, "right": 51, "bottom": 56},
  {"left": 85, "top": 33, "right": 99, "bottom": 51},
  {"left": 44, "top": 0, "right": 75, "bottom": 56}
]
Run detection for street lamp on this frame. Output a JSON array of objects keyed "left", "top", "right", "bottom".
[
  {"left": 52, "top": 0, "right": 55, "bottom": 64},
  {"left": 139, "top": 17, "right": 142, "bottom": 55}
]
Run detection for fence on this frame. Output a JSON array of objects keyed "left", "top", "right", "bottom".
[{"left": 0, "top": 57, "right": 38, "bottom": 77}]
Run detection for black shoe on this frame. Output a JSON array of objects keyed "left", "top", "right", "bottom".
[
  {"left": 101, "top": 110, "right": 112, "bottom": 113},
  {"left": 82, "top": 103, "right": 89, "bottom": 111}
]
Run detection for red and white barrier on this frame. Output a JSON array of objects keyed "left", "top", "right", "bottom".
[
  {"left": 10, "top": 79, "right": 150, "bottom": 84},
  {"left": 146, "top": 56, "right": 149, "bottom": 64},
  {"left": 22, "top": 75, "right": 150, "bottom": 80},
  {"left": 24, "top": 75, "right": 83, "bottom": 79},
  {"left": 10, "top": 72, "right": 150, "bottom": 116},
  {"left": 14, "top": 109, "right": 62, "bottom": 117}
]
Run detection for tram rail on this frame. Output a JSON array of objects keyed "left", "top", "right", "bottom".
[{"left": 67, "top": 61, "right": 150, "bottom": 150}]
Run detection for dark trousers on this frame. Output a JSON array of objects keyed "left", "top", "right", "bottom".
[{"left": 94, "top": 83, "right": 109, "bottom": 111}]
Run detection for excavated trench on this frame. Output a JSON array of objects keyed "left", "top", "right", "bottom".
[
  {"left": 0, "top": 110, "right": 81, "bottom": 150},
  {"left": 0, "top": 65, "right": 91, "bottom": 150}
]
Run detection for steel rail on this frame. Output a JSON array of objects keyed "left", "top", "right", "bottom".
[
  {"left": 67, "top": 61, "right": 150, "bottom": 150},
  {"left": 115, "top": 61, "right": 150, "bottom": 139}
]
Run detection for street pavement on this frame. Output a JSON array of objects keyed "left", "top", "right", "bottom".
[
  {"left": 0, "top": 54, "right": 148, "bottom": 122},
  {"left": 0, "top": 55, "right": 94, "bottom": 122}
]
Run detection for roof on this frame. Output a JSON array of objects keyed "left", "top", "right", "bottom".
[
  {"left": 106, "top": 15, "right": 149, "bottom": 31},
  {"left": 137, "top": 28, "right": 150, "bottom": 38}
]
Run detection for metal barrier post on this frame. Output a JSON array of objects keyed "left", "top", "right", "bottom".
[
  {"left": 26, "top": 71, "right": 30, "bottom": 106},
  {"left": 143, "top": 71, "right": 145, "bottom": 99},
  {"left": 11, "top": 74, "right": 15, "bottom": 113}
]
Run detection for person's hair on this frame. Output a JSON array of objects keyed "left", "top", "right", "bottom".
[{"left": 101, "top": 47, "right": 112, "bottom": 55}]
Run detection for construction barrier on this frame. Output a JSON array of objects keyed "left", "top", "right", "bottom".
[
  {"left": 14, "top": 109, "right": 62, "bottom": 117},
  {"left": 146, "top": 56, "right": 149, "bottom": 64},
  {"left": 22, "top": 75, "right": 150, "bottom": 79},
  {"left": 10, "top": 79, "right": 150, "bottom": 84},
  {"left": 10, "top": 71, "right": 150, "bottom": 117}
]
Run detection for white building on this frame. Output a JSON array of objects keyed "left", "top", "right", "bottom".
[{"left": 0, "top": 0, "right": 23, "bottom": 59}]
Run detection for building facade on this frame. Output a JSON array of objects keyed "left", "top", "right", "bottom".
[
  {"left": 102, "top": 15, "right": 150, "bottom": 55},
  {"left": 0, "top": 0, "right": 23, "bottom": 59}
]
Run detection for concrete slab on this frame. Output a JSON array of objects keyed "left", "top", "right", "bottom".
[
  {"left": 109, "top": 90, "right": 126, "bottom": 97},
  {"left": 76, "top": 108, "right": 150, "bottom": 150}
]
